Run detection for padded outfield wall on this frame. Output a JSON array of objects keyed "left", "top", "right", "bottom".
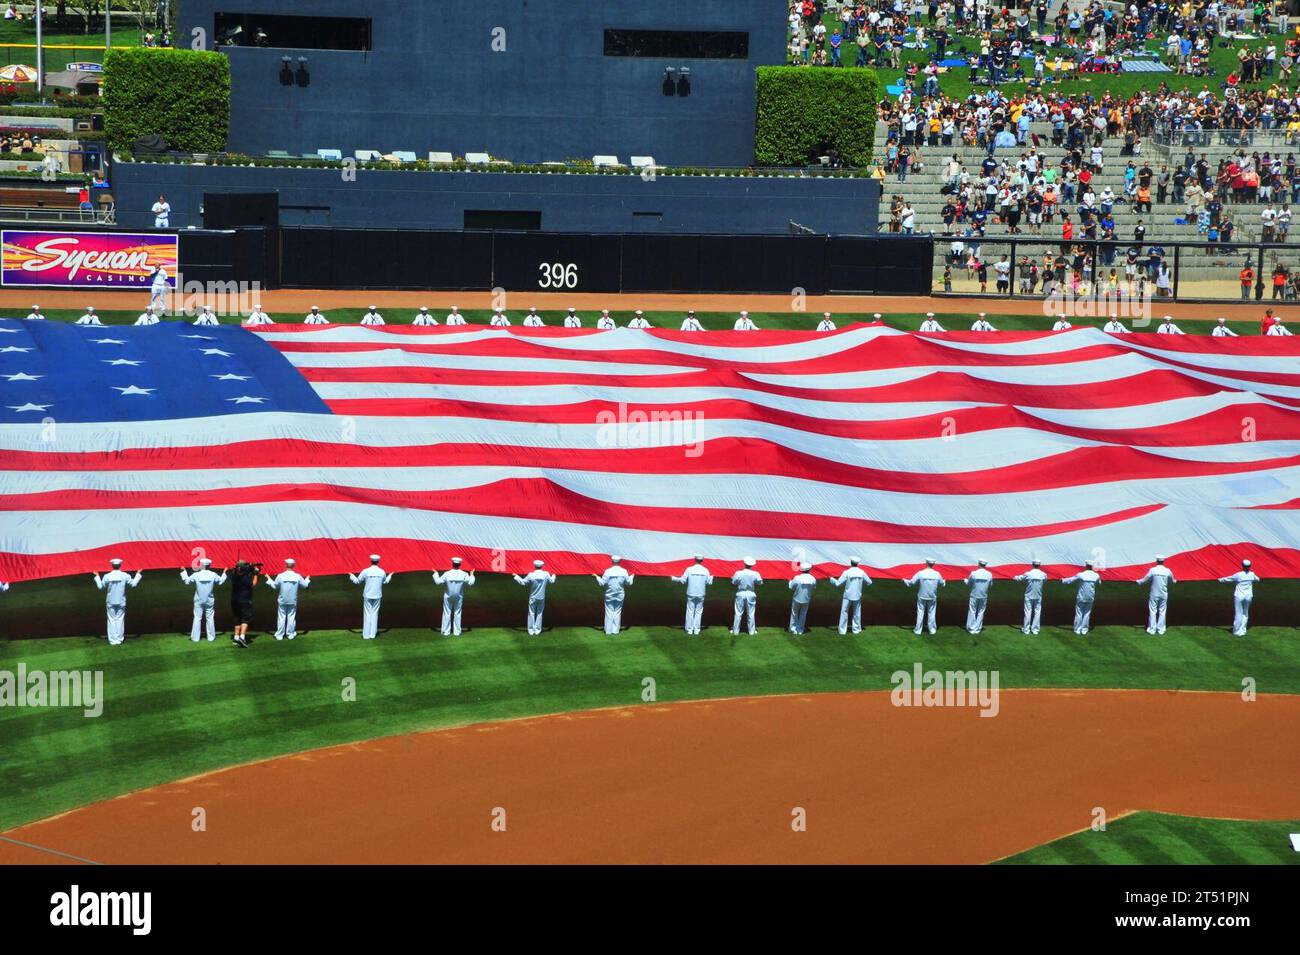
[{"left": 178, "top": 0, "right": 787, "bottom": 167}]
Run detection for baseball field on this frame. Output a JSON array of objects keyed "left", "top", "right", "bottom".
[{"left": 2, "top": 295, "right": 1298, "bottom": 866}]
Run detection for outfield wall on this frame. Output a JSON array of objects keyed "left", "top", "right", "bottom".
[{"left": 112, "top": 161, "right": 878, "bottom": 235}]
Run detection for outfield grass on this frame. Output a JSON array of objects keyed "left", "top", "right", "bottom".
[
  {"left": 2, "top": 619, "right": 1298, "bottom": 833},
  {"left": 0, "top": 306, "right": 1239, "bottom": 331},
  {"left": 998, "top": 810, "right": 1300, "bottom": 864}
]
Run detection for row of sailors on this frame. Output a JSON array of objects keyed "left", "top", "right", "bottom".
[
  {"left": 23, "top": 554, "right": 1260, "bottom": 647},
  {"left": 38, "top": 305, "right": 1294, "bottom": 336}
]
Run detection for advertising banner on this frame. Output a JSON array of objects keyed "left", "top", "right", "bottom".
[{"left": 1, "top": 230, "right": 178, "bottom": 288}]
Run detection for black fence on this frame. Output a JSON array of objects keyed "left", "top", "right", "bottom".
[{"left": 180, "top": 227, "right": 932, "bottom": 295}]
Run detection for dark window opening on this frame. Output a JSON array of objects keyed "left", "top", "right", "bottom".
[
  {"left": 464, "top": 210, "right": 542, "bottom": 231},
  {"left": 604, "top": 29, "right": 749, "bottom": 59},
  {"left": 215, "top": 13, "right": 372, "bottom": 51}
]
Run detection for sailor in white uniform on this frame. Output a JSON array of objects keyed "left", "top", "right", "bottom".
[
  {"left": 75, "top": 307, "right": 102, "bottom": 326},
  {"left": 134, "top": 305, "right": 160, "bottom": 326},
  {"left": 1266, "top": 318, "right": 1293, "bottom": 336},
  {"left": 1062, "top": 561, "right": 1101, "bottom": 634},
  {"left": 489, "top": 307, "right": 511, "bottom": 327},
  {"left": 360, "top": 305, "right": 385, "bottom": 326},
  {"left": 788, "top": 563, "right": 817, "bottom": 634},
  {"left": 265, "top": 558, "right": 310, "bottom": 640},
  {"left": 244, "top": 304, "right": 273, "bottom": 326},
  {"left": 1211, "top": 317, "right": 1238, "bottom": 337},
  {"left": 672, "top": 555, "right": 713, "bottom": 634},
  {"left": 1156, "top": 315, "right": 1184, "bottom": 334},
  {"left": 1013, "top": 559, "right": 1048, "bottom": 634},
  {"left": 970, "top": 313, "right": 998, "bottom": 331},
  {"left": 434, "top": 557, "right": 476, "bottom": 636},
  {"left": 193, "top": 305, "right": 220, "bottom": 326},
  {"left": 25, "top": 305, "right": 44, "bottom": 321},
  {"left": 919, "top": 312, "right": 946, "bottom": 332},
  {"left": 730, "top": 558, "right": 763, "bottom": 635},
  {"left": 1136, "top": 555, "right": 1175, "bottom": 634},
  {"left": 303, "top": 306, "right": 329, "bottom": 324},
  {"left": 596, "top": 309, "right": 617, "bottom": 330},
  {"left": 563, "top": 307, "right": 582, "bottom": 328},
  {"left": 349, "top": 555, "right": 392, "bottom": 639},
  {"left": 816, "top": 312, "right": 836, "bottom": 332},
  {"left": 522, "top": 308, "right": 546, "bottom": 327},
  {"left": 595, "top": 555, "right": 634, "bottom": 634},
  {"left": 832, "top": 557, "right": 872, "bottom": 634},
  {"left": 180, "top": 557, "right": 227, "bottom": 642},
  {"left": 1102, "top": 317, "right": 1130, "bottom": 333},
  {"left": 412, "top": 306, "right": 438, "bottom": 326},
  {"left": 733, "top": 310, "right": 759, "bottom": 331},
  {"left": 513, "top": 559, "right": 555, "bottom": 635},
  {"left": 444, "top": 306, "right": 467, "bottom": 326},
  {"left": 1051, "top": 314, "right": 1073, "bottom": 331},
  {"left": 964, "top": 559, "right": 994, "bottom": 634},
  {"left": 680, "top": 310, "right": 704, "bottom": 332},
  {"left": 628, "top": 310, "right": 651, "bottom": 329},
  {"left": 1218, "top": 559, "right": 1260, "bottom": 636},
  {"left": 906, "top": 559, "right": 945, "bottom": 634},
  {"left": 93, "top": 559, "right": 142, "bottom": 646}
]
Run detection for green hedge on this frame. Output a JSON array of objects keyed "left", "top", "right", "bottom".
[
  {"left": 103, "top": 48, "right": 230, "bottom": 154},
  {"left": 754, "top": 66, "right": 881, "bottom": 167}
]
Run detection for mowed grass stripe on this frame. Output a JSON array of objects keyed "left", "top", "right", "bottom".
[{"left": 3, "top": 624, "right": 1300, "bottom": 831}]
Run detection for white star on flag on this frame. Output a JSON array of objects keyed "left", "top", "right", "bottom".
[
  {"left": 0, "top": 346, "right": 32, "bottom": 353},
  {"left": 3, "top": 372, "right": 41, "bottom": 381},
  {"left": 7, "top": 402, "right": 50, "bottom": 412},
  {"left": 227, "top": 396, "right": 267, "bottom": 404},
  {"left": 200, "top": 348, "right": 234, "bottom": 357},
  {"left": 91, "top": 338, "right": 127, "bottom": 345},
  {"left": 113, "top": 385, "right": 155, "bottom": 396},
  {"left": 182, "top": 335, "right": 215, "bottom": 340},
  {"left": 212, "top": 373, "right": 251, "bottom": 381},
  {"left": 103, "top": 358, "right": 144, "bottom": 366},
  {"left": 0, "top": 327, "right": 19, "bottom": 334}
]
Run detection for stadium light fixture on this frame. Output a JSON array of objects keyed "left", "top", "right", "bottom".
[
  {"left": 662, "top": 67, "right": 676, "bottom": 96},
  {"left": 279, "top": 56, "right": 294, "bottom": 86},
  {"left": 295, "top": 57, "right": 311, "bottom": 88},
  {"left": 677, "top": 66, "right": 691, "bottom": 98}
]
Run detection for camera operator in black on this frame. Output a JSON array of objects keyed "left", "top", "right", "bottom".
[{"left": 229, "top": 560, "right": 261, "bottom": 648}]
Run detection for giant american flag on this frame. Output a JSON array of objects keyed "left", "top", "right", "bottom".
[{"left": 1, "top": 317, "right": 1298, "bottom": 582}]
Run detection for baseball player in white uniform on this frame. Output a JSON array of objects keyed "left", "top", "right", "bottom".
[
  {"left": 733, "top": 310, "right": 758, "bottom": 331},
  {"left": 596, "top": 310, "right": 617, "bottom": 330},
  {"left": 434, "top": 557, "right": 475, "bottom": 636},
  {"left": 134, "top": 305, "right": 160, "bottom": 326},
  {"left": 25, "top": 305, "right": 44, "bottom": 321},
  {"left": 680, "top": 310, "right": 704, "bottom": 331},
  {"left": 628, "top": 310, "right": 651, "bottom": 329},
  {"left": 730, "top": 558, "right": 763, "bottom": 635},
  {"left": 1211, "top": 317, "right": 1238, "bottom": 337},
  {"left": 349, "top": 555, "right": 392, "bottom": 639},
  {"left": 412, "top": 307, "right": 438, "bottom": 326},
  {"left": 1136, "top": 555, "right": 1175, "bottom": 634},
  {"left": 180, "top": 558, "right": 227, "bottom": 642},
  {"left": 444, "top": 306, "right": 467, "bottom": 326},
  {"left": 148, "top": 266, "right": 169, "bottom": 313},
  {"left": 93, "top": 559, "right": 142, "bottom": 646},
  {"left": 788, "top": 563, "right": 817, "bottom": 634},
  {"left": 304, "top": 306, "right": 329, "bottom": 324},
  {"left": 265, "top": 558, "right": 310, "bottom": 640},
  {"left": 1013, "top": 559, "right": 1048, "bottom": 634},
  {"left": 816, "top": 312, "right": 836, "bottom": 331},
  {"left": 244, "top": 304, "right": 272, "bottom": 326},
  {"left": 513, "top": 559, "right": 555, "bottom": 634},
  {"left": 906, "top": 559, "right": 945, "bottom": 634},
  {"left": 360, "top": 305, "right": 385, "bottom": 326},
  {"left": 563, "top": 307, "right": 582, "bottom": 328},
  {"left": 151, "top": 195, "right": 171, "bottom": 228},
  {"left": 672, "top": 555, "right": 713, "bottom": 634},
  {"left": 964, "top": 560, "right": 993, "bottom": 634},
  {"left": 1218, "top": 559, "right": 1259, "bottom": 636},
  {"left": 1062, "top": 561, "right": 1101, "bottom": 634},
  {"left": 75, "top": 307, "right": 102, "bottom": 326},
  {"left": 919, "top": 313, "right": 946, "bottom": 332},
  {"left": 832, "top": 557, "right": 871, "bottom": 634},
  {"left": 193, "top": 306, "right": 219, "bottom": 325},
  {"left": 595, "top": 556, "right": 634, "bottom": 634}
]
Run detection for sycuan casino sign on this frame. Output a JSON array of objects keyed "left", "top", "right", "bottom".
[{"left": 1, "top": 230, "right": 178, "bottom": 288}]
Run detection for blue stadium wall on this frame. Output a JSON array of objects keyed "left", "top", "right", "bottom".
[
  {"left": 112, "top": 162, "right": 880, "bottom": 235},
  {"left": 178, "top": 0, "right": 788, "bottom": 167}
]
